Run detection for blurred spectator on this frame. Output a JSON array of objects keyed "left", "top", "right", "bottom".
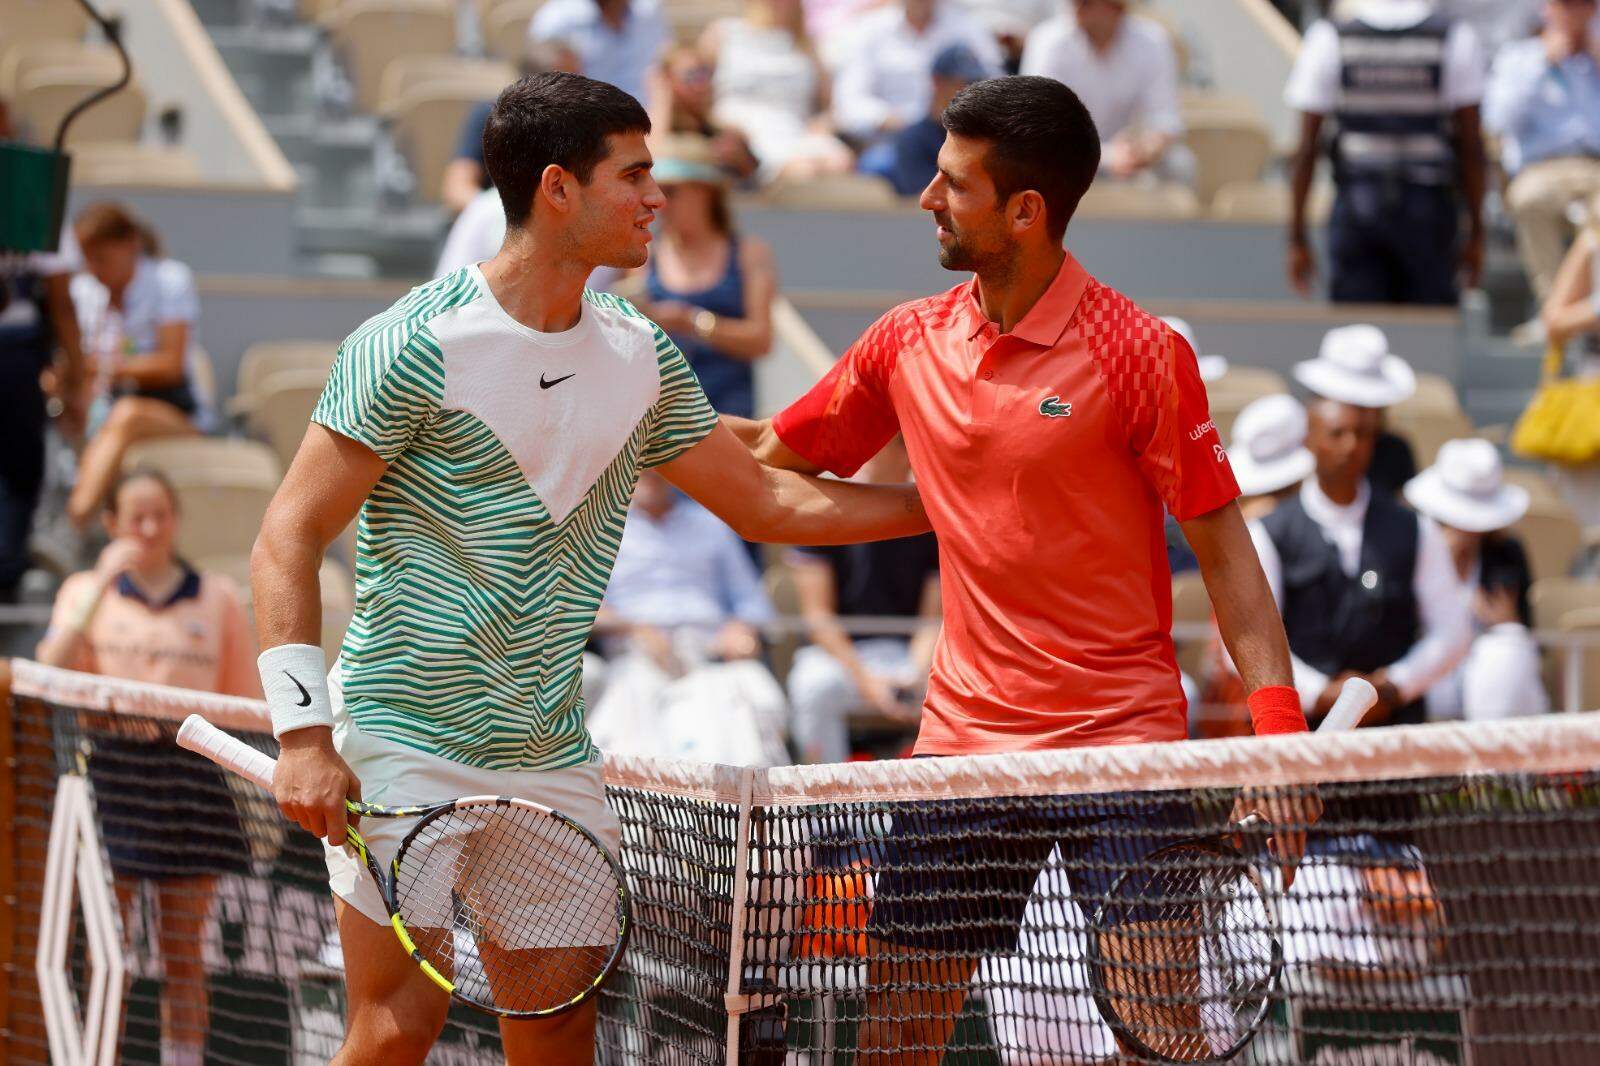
[
  {"left": 36, "top": 470, "right": 259, "bottom": 1066},
  {"left": 587, "top": 471, "right": 787, "bottom": 766},
  {"left": 830, "top": 0, "right": 1002, "bottom": 145},
  {"left": 645, "top": 45, "right": 761, "bottom": 182},
  {"left": 1446, "top": 0, "right": 1552, "bottom": 55},
  {"left": 0, "top": 227, "right": 85, "bottom": 599},
  {"left": 1230, "top": 394, "right": 1316, "bottom": 519},
  {"left": 785, "top": 437, "right": 939, "bottom": 763},
  {"left": 702, "top": 0, "right": 854, "bottom": 183},
  {"left": 1294, "top": 324, "right": 1419, "bottom": 496},
  {"left": 1535, "top": 190, "right": 1600, "bottom": 524},
  {"left": 529, "top": 0, "right": 669, "bottom": 104},
  {"left": 952, "top": 0, "right": 1056, "bottom": 71},
  {"left": 628, "top": 136, "right": 777, "bottom": 419},
  {"left": 1484, "top": 0, "right": 1600, "bottom": 299},
  {"left": 439, "top": 41, "right": 581, "bottom": 214},
  {"left": 1285, "top": 0, "right": 1488, "bottom": 304},
  {"left": 1249, "top": 395, "right": 1470, "bottom": 728},
  {"left": 863, "top": 44, "right": 990, "bottom": 195},
  {"left": 1403, "top": 439, "right": 1549, "bottom": 720},
  {"left": 1020, "top": 0, "right": 1189, "bottom": 183},
  {"left": 67, "top": 203, "right": 201, "bottom": 529}
]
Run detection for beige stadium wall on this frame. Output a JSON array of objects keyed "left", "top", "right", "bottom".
[
  {"left": 113, "top": 0, "right": 296, "bottom": 190},
  {"left": 1151, "top": 0, "right": 1302, "bottom": 149}
]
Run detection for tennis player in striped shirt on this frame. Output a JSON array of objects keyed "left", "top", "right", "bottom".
[{"left": 249, "top": 73, "right": 928, "bottom": 1065}]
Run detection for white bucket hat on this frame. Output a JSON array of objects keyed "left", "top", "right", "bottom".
[
  {"left": 1163, "top": 316, "right": 1229, "bottom": 384},
  {"left": 1228, "top": 394, "right": 1315, "bottom": 497},
  {"left": 1403, "top": 439, "right": 1530, "bottom": 533},
  {"left": 1293, "top": 324, "right": 1417, "bottom": 409}
]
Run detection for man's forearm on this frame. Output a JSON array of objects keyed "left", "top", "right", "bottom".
[
  {"left": 1203, "top": 551, "right": 1294, "bottom": 694},
  {"left": 251, "top": 518, "right": 326, "bottom": 652},
  {"left": 742, "top": 467, "right": 927, "bottom": 544}
]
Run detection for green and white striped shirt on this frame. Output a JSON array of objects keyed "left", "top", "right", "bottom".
[{"left": 313, "top": 266, "right": 718, "bottom": 771}]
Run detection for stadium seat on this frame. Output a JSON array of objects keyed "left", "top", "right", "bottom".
[
  {"left": 1531, "top": 577, "right": 1600, "bottom": 632},
  {"left": 377, "top": 55, "right": 512, "bottom": 115},
  {"left": 760, "top": 173, "right": 898, "bottom": 210},
  {"left": 1516, "top": 505, "right": 1584, "bottom": 583},
  {"left": 0, "top": 0, "right": 90, "bottom": 51},
  {"left": 124, "top": 435, "right": 282, "bottom": 482},
  {"left": 231, "top": 340, "right": 339, "bottom": 416},
  {"left": 482, "top": 0, "right": 546, "bottom": 61},
  {"left": 1075, "top": 182, "right": 1201, "bottom": 221},
  {"left": 1185, "top": 117, "right": 1273, "bottom": 208},
  {"left": 1178, "top": 88, "right": 1263, "bottom": 126},
  {"left": 245, "top": 368, "right": 329, "bottom": 470},
  {"left": 1209, "top": 180, "right": 1334, "bottom": 225},
  {"left": 324, "top": 0, "right": 456, "bottom": 114},
  {"left": 1387, "top": 409, "right": 1474, "bottom": 468},
  {"left": 1502, "top": 466, "right": 1567, "bottom": 510},
  {"left": 1556, "top": 607, "right": 1600, "bottom": 713},
  {"left": 0, "top": 40, "right": 118, "bottom": 100},
  {"left": 1397, "top": 372, "right": 1465, "bottom": 416},
  {"left": 14, "top": 66, "right": 146, "bottom": 146},
  {"left": 1170, "top": 571, "right": 1212, "bottom": 681},
  {"left": 157, "top": 467, "right": 281, "bottom": 560},
  {"left": 1209, "top": 366, "right": 1289, "bottom": 439},
  {"left": 387, "top": 83, "right": 505, "bottom": 204},
  {"left": 70, "top": 142, "right": 203, "bottom": 186}
]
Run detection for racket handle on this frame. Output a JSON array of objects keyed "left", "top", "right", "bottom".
[
  {"left": 1318, "top": 676, "right": 1378, "bottom": 735},
  {"left": 177, "top": 714, "right": 278, "bottom": 791}
]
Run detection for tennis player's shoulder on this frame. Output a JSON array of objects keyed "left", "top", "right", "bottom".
[
  {"left": 1081, "top": 280, "right": 1179, "bottom": 370},
  {"left": 339, "top": 268, "right": 479, "bottom": 368},
  {"left": 584, "top": 288, "right": 686, "bottom": 369},
  {"left": 864, "top": 285, "right": 965, "bottom": 352}
]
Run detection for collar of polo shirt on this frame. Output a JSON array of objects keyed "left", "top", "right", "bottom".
[{"left": 961, "top": 253, "right": 1093, "bottom": 347}]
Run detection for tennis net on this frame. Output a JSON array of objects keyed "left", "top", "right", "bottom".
[{"left": 6, "top": 659, "right": 1600, "bottom": 1065}]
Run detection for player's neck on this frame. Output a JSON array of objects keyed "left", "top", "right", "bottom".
[
  {"left": 973, "top": 246, "right": 1066, "bottom": 335},
  {"left": 480, "top": 236, "right": 591, "bottom": 334}
]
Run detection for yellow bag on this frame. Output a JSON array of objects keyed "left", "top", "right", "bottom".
[{"left": 1510, "top": 342, "right": 1600, "bottom": 465}]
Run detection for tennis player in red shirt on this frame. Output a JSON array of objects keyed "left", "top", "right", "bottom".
[{"left": 734, "top": 76, "right": 1321, "bottom": 1062}]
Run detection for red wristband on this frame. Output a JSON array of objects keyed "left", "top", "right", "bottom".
[{"left": 1247, "top": 685, "right": 1309, "bottom": 736}]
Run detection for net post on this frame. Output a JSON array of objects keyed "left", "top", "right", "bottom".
[{"left": 722, "top": 766, "right": 758, "bottom": 1061}]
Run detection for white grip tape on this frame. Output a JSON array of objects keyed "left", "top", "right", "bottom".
[
  {"left": 177, "top": 714, "right": 279, "bottom": 791},
  {"left": 1318, "top": 677, "right": 1378, "bottom": 735}
]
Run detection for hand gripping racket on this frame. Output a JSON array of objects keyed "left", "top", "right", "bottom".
[
  {"left": 1086, "top": 677, "right": 1377, "bottom": 1062},
  {"left": 176, "top": 714, "right": 631, "bottom": 1018}
]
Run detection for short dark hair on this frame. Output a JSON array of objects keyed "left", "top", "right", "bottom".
[
  {"left": 483, "top": 72, "right": 651, "bottom": 227},
  {"left": 941, "top": 76, "right": 1101, "bottom": 242}
]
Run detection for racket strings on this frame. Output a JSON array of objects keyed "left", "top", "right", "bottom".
[
  {"left": 1099, "top": 845, "right": 1276, "bottom": 1062},
  {"left": 392, "top": 803, "right": 624, "bottom": 1014}
]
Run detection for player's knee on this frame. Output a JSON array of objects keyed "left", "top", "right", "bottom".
[{"left": 341, "top": 1002, "right": 449, "bottom": 1066}]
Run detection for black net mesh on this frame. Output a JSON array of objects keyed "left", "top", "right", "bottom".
[{"left": 7, "top": 668, "right": 1600, "bottom": 1065}]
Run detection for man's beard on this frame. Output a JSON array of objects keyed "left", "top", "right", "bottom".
[{"left": 937, "top": 225, "right": 980, "bottom": 272}]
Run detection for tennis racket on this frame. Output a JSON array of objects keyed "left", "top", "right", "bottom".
[
  {"left": 175, "top": 714, "right": 631, "bottom": 1018},
  {"left": 1086, "top": 677, "right": 1377, "bottom": 1062}
]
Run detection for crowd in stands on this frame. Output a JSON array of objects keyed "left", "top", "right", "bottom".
[{"left": 4, "top": 0, "right": 1600, "bottom": 777}]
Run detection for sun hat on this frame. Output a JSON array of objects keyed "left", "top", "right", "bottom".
[
  {"left": 651, "top": 134, "right": 727, "bottom": 186},
  {"left": 1162, "top": 316, "right": 1230, "bottom": 384},
  {"left": 1293, "top": 324, "right": 1417, "bottom": 409},
  {"left": 1228, "top": 394, "right": 1316, "bottom": 497},
  {"left": 1402, "top": 439, "right": 1530, "bottom": 533}
]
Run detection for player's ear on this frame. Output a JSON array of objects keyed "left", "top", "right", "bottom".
[
  {"left": 538, "top": 163, "right": 573, "bottom": 214},
  {"left": 1010, "top": 189, "right": 1047, "bottom": 237}
]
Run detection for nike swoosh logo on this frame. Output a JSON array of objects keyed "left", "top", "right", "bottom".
[
  {"left": 284, "top": 671, "right": 312, "bottom": 707},
  {"left": 539, "top": 373, "right": 575, "bottom": 390}
]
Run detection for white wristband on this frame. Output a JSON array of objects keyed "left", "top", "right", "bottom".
[{"left": 259, "top": 643, "right": 335, "bottom": 739}]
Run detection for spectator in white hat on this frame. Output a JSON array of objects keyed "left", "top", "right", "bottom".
[
  {"left": 1251, "top": 395, "right": 1470, "bottom": 730},
  {"left": 1294, "top": 324, "right": 1420, "bottom": 496},
  {"left": 1162, "top": 316, "right": 1229, "bottom": 384},
  {"left": 1230, "top": 394, "right": 1316, "bottom": 519},
  {"left": 1403, "top": 439, "right": 1549, "bottom": 720}
]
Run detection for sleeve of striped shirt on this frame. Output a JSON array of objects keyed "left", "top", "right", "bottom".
[
  {"left": 640, "top": 328, "right": 719, "bottom": 468},
  {"left": 312, "top": 323, "right": 441, "bottom": 464}
]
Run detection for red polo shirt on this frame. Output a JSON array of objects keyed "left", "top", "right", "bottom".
[{"left": 773, "top": 252, "right": 1238, "bottom": 753}]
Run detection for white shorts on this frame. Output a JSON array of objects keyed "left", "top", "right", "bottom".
[{"left": 323, "top": 708, "right": 623, "bottom": 940}]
